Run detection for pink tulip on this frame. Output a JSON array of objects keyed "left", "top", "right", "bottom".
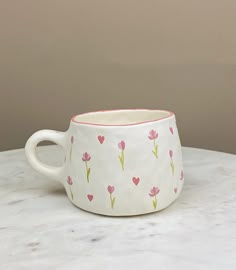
[
  {"left": 149, "top": 186, "right": 160, "bottom": 197},
  {"left": 107, "top": 185, "right": 115, "bottom": 194},
  {"left": 82, "top": 152, "right": 91, "bottom": 162},
  {"left": 148, "top": 130, "right": 158, "bottom": 140},
  {"left": 118, "top": 141, "right": 125, "bottom": 150},
  {"left": 71, "top": 136, "right": 74, "bottom": 144},
  {"left": 169, "top": 150, "right": 173, "bottom": 159},
  {"left": 67, "top": 176, "right": 73, "bottom": 185}
]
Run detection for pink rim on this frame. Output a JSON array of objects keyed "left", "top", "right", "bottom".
[{"left": 71, "top": 109, "right": 175, "bottom": 127}]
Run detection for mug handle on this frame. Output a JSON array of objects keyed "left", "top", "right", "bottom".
[{"left": 25, "top": 130, "right": 67, "bottom": 183}]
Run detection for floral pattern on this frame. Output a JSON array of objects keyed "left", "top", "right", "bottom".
[
  {"left": 64, "top": 124, "right": 182, "bottom": 212},
  {"left": 169, "top": 150, "right": 175, "bottom": 176},
  {"left": 67, "top": 176, "right": 74, "bottom": 200},
  {"left": 118, "top": 141, "right": 125, "bottom": 170},
  {"left": 107, "top": 185, "right": 116, "bottom": 209},
  {"left": 148, "top": 130, "right": 158, "bottom": 158},
  {"left": 82, "top": 152, "right": 91, "bottom": 183},
  {"left": 149, "top": 187, "right": 160, "bottom": 209}
]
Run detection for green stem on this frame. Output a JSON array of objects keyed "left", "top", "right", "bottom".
[
  {"left": 70, "top": 144, "right": 72, "bottom": 161},
  {"left": 110, "top": 193, "right": 113, "bottom": 209},
  {"left": 152, "top": 195, "right": 157, "bottom": 209},
  {"left": 171, "top": 159, "right": 175, "bottom": 176},
  {"left": 85, "top": 162, "right": 90, "bottom": 183},
  {"left": 69, "top": 186, "right": 73, "bottom": 200},
  {"left": 152, "top": 140, "right": 158, "bottom": 158},
  {"left": 121, "top": 150, "right": 124, "bottom": 170},
  {"left": 119, "top": 150, "right": 124, "bottom": 171}
]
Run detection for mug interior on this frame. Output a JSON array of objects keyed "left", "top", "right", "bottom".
[{"left": 72, "top": 109, "right": 173, "bottom": 126}]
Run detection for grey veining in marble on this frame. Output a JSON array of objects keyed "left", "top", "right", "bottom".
[{"left": 0, "top": 146, "right": 236, "bottom": 270}]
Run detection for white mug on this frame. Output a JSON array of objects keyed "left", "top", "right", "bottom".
[{"left": 25, "top": 109, "right": 184, "bottom": 216}]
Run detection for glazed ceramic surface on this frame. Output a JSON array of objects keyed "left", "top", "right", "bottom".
[{"left": 25, "top": 109, "right": 184, "bottom": 216}]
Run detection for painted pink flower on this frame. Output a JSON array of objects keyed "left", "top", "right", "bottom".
[
  {"left": 82, "top": 152, "right": 91, "bottom": 162},
  {"left": 149, "top": 186, "right": 160, "bottom": 209},
  {"left": 107, "top": 185, "right": 115, "bottom": 194},
  {"left": 82, "top": 152, "right": 91, "bottom": 183},
  {"left": 67, "top": 176, "right": 73, "bottom": 200},
  {"left": 107, "top": 185, "right": 116, "bottom": 209},
  {"left": 118, "top": 141, "right": 125, "bottom": 150},
  {"left": 169, "top": 150, "right": 173, "bottom": 159},
  {"left": 170, "top": 127, "right": 174, "bottom": 135},
  {"left": 67, "top": 176, "right": 73, "bottom": 185},
  {"left": 180, "top": 170, "right": 184, "bottom": 180},
  {"left": 149, "top": 186, "right": 160, "bottom": 197},
  {"left": 118, "top": 141, "right": 125, "bottom": 170},
  {"left": 148, "top": 130, "right": 158, "bottom": 140},
  {"left": 71, "top": 136, "right": 74, "bottom": 144},
  {"left": 148, "top": 130, "right": 158, "bottom": 158}
]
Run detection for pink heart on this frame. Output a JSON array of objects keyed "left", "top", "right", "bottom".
[
  {"left": 87, "top": 194, "right": 93, "bottom": 201},
  {"left": 174, "top": 187, "right": 178, "bottom": 194},
  {"left": 170, "top": 127, "right": 174, "bottom": 135},
  {"left": 132, "top": 177, "right": 140, "bottom": 186},
  {"left": 98, "top": 135, "right": 105, "bottom": 144}
]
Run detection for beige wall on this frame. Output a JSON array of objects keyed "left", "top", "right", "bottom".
[{"left": 1, "top": 1, "right": 236, "bottom": 153}]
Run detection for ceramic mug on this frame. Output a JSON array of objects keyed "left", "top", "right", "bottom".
[{"left": 25, "top": 109, "right": 184, "bottom": 216}]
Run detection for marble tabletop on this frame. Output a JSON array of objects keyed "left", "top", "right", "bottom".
[{"left": 0, "top": 146, "right": 236, "bottom": 270}]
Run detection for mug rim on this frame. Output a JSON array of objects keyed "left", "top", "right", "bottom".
[{"left": 71, "top": 109, "right": 175, "bottom": 127}]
